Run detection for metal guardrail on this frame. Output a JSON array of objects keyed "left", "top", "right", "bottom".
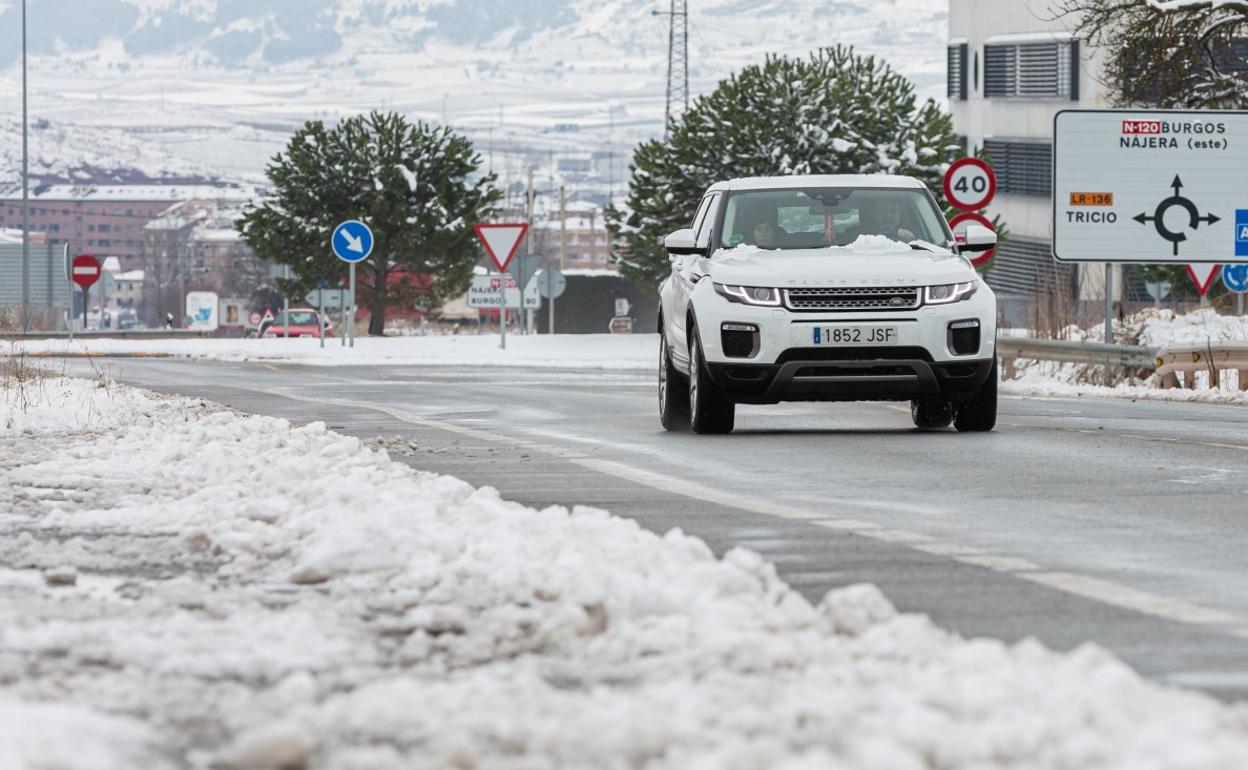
[
  {"left": 1153, "top": 343, "right": 1248, "bottom": 391},
  {"left": 997, "top": 334, "right": 1248, "bottom": 391},
  {"left": 996, "top": 335, "right": 1159, "bottom": 369}
]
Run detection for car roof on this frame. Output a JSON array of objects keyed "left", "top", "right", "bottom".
[{"left": 706, "top": 174, "right": 927, "bottom": 193}]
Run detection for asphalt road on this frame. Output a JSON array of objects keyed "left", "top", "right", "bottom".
[{"left": 63, "top": 357, "right": 1248, "bottom": 701}]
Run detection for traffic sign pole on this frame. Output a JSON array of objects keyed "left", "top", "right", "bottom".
[
  {"left": 548, "top": 267, "right": 555, "bottom": 335},
  {"left": 349, "top": 263, "right": 356, "bottom": 348},
  {"left": 319, "top": 287, "right": 326, "bottom": 349}
]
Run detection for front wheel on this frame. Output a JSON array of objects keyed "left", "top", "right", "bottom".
[
  {"left": 688, "top": 325, "right": 735, "bottom": 434},
  {"left": 954, "top": 358, "right": 998, "bottom": 432},
  {"left": 659, "top": 333, "right": 690, "bottom": 431}
]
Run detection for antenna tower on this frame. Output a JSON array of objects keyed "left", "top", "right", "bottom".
[{"left": 660, "top": 0, "right": 688, "bottom": 139}]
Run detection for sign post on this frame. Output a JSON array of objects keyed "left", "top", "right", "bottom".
[
  {"left": 332, "top": 219, "right": 374, "bottom": 349},
  {"left": 538, "top": 266, "right": 567, "bottom": 334},
  {"left": 473, "top": 223, "right": 529, "bottom": 350},
  {"left": 71, "top": 254, "right": 101, "bottom": 330}
]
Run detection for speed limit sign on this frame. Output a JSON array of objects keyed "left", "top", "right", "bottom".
[{"left": 943, "top": 158, "right": 996, "bottom": 211}]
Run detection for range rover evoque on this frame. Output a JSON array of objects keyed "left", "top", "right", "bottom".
[{"left": 658, "top": 175, "right": 999, "bottom": 434}]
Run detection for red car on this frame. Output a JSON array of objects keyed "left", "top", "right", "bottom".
[{"left": 260, "top": 309, "right": 333, "bottom": 338}]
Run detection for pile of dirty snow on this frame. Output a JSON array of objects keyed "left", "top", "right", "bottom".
[{"left": 2, "top": 377, "right": 1248, "bottom": 769}]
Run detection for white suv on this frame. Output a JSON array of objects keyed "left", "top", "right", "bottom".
[{"left": 658, "top": 175, "right": 998, "bottom": 434}]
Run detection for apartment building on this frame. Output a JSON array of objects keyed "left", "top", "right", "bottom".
[
  {"left": 948, "top": 0, "right": 1116, "bottom": 319},
  {"left": 0, "top": 185, "right": 256, "bottom": 272}
]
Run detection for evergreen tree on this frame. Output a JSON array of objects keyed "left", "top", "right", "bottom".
[
  {"left": 238, "top": 112, "right": 500, "bottom": 335},
  {"left": 606, "top": 46, "right": 976, "bottom": 292}
]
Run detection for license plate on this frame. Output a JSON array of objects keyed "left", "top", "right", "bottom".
[{"left": 811, "top": 326, "right": 898, "bottom": 345}]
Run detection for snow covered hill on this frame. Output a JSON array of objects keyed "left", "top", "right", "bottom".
[{"left": 0, "top": 0, "right": 947, "bottom": 189}]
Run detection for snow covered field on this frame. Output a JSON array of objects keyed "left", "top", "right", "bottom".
[
  {"left": 4, "top": 374, "right": 1248, "bottom": 769},
  {"left": 9, "top": 307, "right": 1248, "bottom": 406},
  {"left": 6, "top": 333, "right": 658, "bottom": 370}
]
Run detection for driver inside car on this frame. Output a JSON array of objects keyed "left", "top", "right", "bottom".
[{"left": 862, "top": 198, "right": 916, "bottom": 243}]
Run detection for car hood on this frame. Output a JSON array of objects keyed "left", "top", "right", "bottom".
[{"left": 703, "top": 243, "right": 975, "bottom": 288}]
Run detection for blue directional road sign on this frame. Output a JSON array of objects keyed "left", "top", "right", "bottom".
[
  {"left": 332, "top": 220, "right": 374, "bottom": 263},
  {"left": 1223, "top": 263, "right": 1248, "bottom": 294}
]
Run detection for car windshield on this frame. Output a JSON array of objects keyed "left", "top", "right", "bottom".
[
  {"left": 718, "top": 187, "right": 951, "bottom": 251},
  {"left": 274, "top": 311, "right": 319, "bottom": 326}
]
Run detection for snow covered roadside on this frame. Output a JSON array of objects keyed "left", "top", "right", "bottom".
[
  {"left": 4, "top": 376, "right": 1248, "bottom": 769},
  {"left": 1004, "top": 309, "right": 1248, "bottom": 406},
  {"left": 2, "top": 333, "right": 658, "bottom": 370}
]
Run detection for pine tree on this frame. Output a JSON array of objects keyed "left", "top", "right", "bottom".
[
  {"left": 606, "top": 46, "right": 977, "bottom": 292},
  {"left": 238, "top": 112, "right": 500, "bottom": 335}
]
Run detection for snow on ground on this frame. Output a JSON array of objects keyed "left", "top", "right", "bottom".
[
  {"left": 4, "top": 373, "right": 1248, "bottom": 769},
  {"left": 5, "top": 333, "right": 659, "bottom": 370},
  {"left": 8, "top": 307, "right": 1247, "bottom": 407},
  {"left": 1003, "top": 309, "right": 1248, "bottom": 405}
]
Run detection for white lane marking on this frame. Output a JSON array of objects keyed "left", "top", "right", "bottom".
[
  {"left": 237, "top": 385, "right": 1248, "bottom": 634},
  {"left": 1168, "top": 467, "right": 1234, "bottom": 485},
  {"left": 1020, "top": 571, "right": 1238, "bottom": 626}
]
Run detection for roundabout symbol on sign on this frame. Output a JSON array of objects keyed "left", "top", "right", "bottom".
[{"left": 1132, "top": 175, "right": 1221, "bottom": 257}]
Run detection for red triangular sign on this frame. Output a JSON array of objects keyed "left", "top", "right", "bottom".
[
  {"left": 1185, "top": 263, "right": 1221, "bottom": 296},
  {"left": 474, "top": 223, "right": 529, "bottom": 272}
]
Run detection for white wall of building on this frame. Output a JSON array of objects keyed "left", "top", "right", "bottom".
[{"left": 949, "top": 0, "right": 1120, "bottom": 303}]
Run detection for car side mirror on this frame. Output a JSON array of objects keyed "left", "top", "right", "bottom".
[
  {"left": 960, "top": 224, "right": 997, "bottom": 254},
  {"left": 664, "top": 228, "right": 699, "bottom": 256}
]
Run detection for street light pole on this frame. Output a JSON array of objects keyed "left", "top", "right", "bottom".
[{"left": 21, "top": 0, "right": 31, "bottom": 333}]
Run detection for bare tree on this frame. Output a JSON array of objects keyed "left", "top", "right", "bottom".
[{"left": 1053, "top": 0, "right": 1248, "bottom": 108}]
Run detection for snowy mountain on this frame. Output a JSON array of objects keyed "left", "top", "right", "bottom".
[{"left": 0, "top": 0, "right": 948, "bottom": 193}]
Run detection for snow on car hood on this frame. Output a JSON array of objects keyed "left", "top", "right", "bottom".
[{"left": 705, "top": 236, "right": 976, "bottom": 288}]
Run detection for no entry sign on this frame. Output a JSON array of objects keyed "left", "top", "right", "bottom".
[
  {"left": 72, "top": 255, "right": 102, "bottom": 288},
  {"left": 943, "top": 158, "right": 996, "bottom": 212}
]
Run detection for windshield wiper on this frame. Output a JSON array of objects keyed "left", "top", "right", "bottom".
[{"left": 908, "top": 240, "right": 948, "bottom": 254}]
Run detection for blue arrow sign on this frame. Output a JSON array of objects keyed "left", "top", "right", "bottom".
[
  {"left": 1223, "top": 263, "right": 1248, "bottom": 294},
  {"left": 332, "top": 220, "right": 374, "bottom": 263}
]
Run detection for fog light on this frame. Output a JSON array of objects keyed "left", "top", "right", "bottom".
[
  {"left": 721, "top": 323, "right": 760, "bottom": 358},
  {"left": 947, "top": 319, "right": 981, "bottom": 356}
]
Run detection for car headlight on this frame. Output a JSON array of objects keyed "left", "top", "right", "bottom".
[
  {"left": 714, "top": 283, "right": 782, "bottom": 307},
  {"left": 924, "top": 280, "right": 977, "bottom": 305}
]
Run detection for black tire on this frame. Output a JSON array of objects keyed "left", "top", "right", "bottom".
[
  {"left": 688, "top": 325, "right": 735, "bottom": 434},
  {"left": 659, "top": 332, "right": 690, "bottom": 431},
  {"left": 911, "top": 398, "right": 953, "bottom": 429},
  {"left": 954, "top": 357, "right": 998, "bottom": 433}
]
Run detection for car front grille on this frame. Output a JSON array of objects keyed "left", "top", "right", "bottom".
[{"left": 783, "top": 287, "right": 921, "bottom": 312}]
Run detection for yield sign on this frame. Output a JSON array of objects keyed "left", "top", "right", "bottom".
[
  {"left": 474, "top": 223, "right": 528, "bottom": 273},
  {"left": 72, "top": 254, "right": 102, "bottom": 289},
  {"left": 1185, "top": 263, "right": 1221, "bottom": 296}
]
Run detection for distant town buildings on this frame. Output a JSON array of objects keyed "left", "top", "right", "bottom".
[
  {"left": 530, "top": 201, "right": 614, "bottom": 270},
  {"left": 0, "top": 184, "right": 264, "bottom": 327}
]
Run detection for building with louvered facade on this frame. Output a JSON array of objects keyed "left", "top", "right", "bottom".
[{"left": 947, "top": 0, "right": 1120, "bottom": 325}]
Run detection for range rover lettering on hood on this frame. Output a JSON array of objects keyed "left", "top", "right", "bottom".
[{"left": 783, "top": 277, "right": 920, "bottom": 287}]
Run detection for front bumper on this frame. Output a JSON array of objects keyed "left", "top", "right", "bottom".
[
  {"left": 691, "top": 279, "right": 997, "bottom": 403},
  {"left": 705, "top": 348, "right": 995, "bottom": 403}
]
